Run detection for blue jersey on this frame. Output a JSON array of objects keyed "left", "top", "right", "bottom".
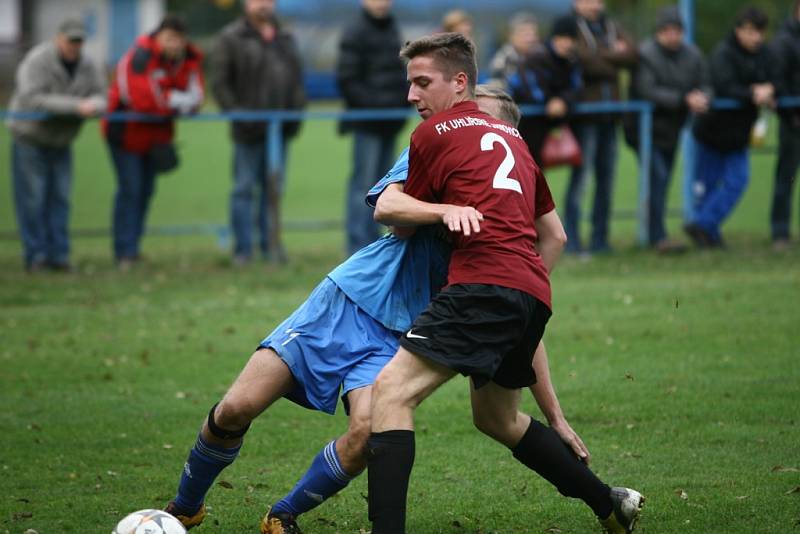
[{"left": 329, "top": 147, "right": 450, "bottom": 333}]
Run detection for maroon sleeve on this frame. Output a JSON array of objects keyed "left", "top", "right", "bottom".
[
  {"left": 403, "top": 126, "right": 438, "bottom": 202},
  {"left": 534, "top": 167, "right": 556, "bottom": 217}
]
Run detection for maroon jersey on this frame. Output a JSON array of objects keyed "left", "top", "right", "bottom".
[{"left": 404, "top": 100, "right": 555, "bottom": 309}]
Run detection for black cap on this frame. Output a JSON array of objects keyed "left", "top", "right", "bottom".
[
  {"left": 656, "top": 7, "right": 684, "bottom": 31},
  {"left": 550, "top": 15, "right": 578, "bottom": 38}
]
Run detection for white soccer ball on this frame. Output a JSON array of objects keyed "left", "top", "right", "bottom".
[{"left": 112, "top": 509, "right": 187, "bottom": 534}]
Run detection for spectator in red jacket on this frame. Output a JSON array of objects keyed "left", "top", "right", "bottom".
[{"left": 103, "top": 15, "right": 204, "bottom": 269}]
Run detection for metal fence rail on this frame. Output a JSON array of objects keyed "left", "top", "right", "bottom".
[{"left": 3, "top": 96, "right": 799, "bottom": 247}]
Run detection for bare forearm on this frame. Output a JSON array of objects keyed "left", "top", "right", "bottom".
[
  {"left": 529, "top": 342, "right": 565, "bottom": 424},
  {"left": 374, "top": 186, "right": 448, "bottom": 226}
]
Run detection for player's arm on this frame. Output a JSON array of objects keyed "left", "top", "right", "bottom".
[
  {"left": 529, "top": 341, "right": 591, "bottom": 463},
  {"left": 373, "top": 183, "right": 484, "bottom": 237},
  {"left": 534, "top": 209, "right": 567, "bottom": 273}
]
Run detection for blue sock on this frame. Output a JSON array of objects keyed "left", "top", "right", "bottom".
[
  {"left": 174, "top": 433, "right": 241, "bottom": 514},
  {"left": 271, "top": 440, "right": 356, "bottom": 516}
]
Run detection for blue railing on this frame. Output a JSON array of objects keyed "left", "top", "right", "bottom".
[{"left": 3, "top": 96, "right": 799, "bottom": 246}]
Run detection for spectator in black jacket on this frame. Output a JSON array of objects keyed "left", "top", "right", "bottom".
[
  {"left": 212, "top": 0, "right": 306, "bottom": 265},
  {"left": 769, "top": 0, "right": 800, "bottom": 250},
  {"left": 508, "top": 16, "right": 582, "bottom": 164},
  {"left": 686, "top": 7, "right": 776, "bottom": 248},
  {"left": 337, "top": 0, "right": 408, "bottom": 255},
  {"left": 625, "top": 7, "right": 711, "bottom": 253}
]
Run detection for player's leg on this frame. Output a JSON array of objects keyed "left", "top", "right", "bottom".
[
  {"left": 168, "top": 348, "right": 295, "bottom": 526},
  {"left": 265, "top": 385, "right": 371, "bottom": 530},
  {"left": 367, "top": 347, "right": 456, "bottom": 534},
  {"left": 470, "top": 380, "right": 643, "bottom": 533},
  {"left": 471, "top": 382, "right": 613, "bottom": 513}
]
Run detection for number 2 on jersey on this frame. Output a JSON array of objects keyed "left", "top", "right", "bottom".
[{"left": 481, "top": 132, "right": 522, "bottom": 194}]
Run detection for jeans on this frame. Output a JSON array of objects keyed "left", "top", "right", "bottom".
[
  {"left": 648, "top": 145, "right": 678, "bottom": 245},
  {"left": 565, "top": 121, "right": 618, "bottom": 252},
  {"left": 770, "top": 120, "right": 800, "bottom": 240},
  {"left": 346, "top": 130, "right": 396, "bottom": 255},
  {"left": 230, "top": 141, "right": 287, "bottom": 259},
  {"left": 109, "top": 145, "right": 157, "bottom": 260},
  {"left": 691, "top": 140, "right": 749, "bottom": 243},
  {"left": 12, "top": 139, "right": 72, "bottom": 268}
]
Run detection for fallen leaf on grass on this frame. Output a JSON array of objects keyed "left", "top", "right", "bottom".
[
  {"left": 163, "top": 443, "right": 173, "bottom": 449},
  {"left": 735, "top": 495, "right": 749, "bottom": 500},
  {"left": 675, "top": 489, "right": 689, "bottom": 500},
  {"left": 23, "top": 529, "right": 39, "bottom": 534},
  {"left": 772, "top": 466, "right": 799, "bottom": 473},
  {"left": 545, "top": 527, "right": 563, "bottom": 533},
  {"left": 12, "top": 511, "right": 33, "bottom": 520},
  {"left": 786, "top": 486, "right": 800, "bottom": 495},
  {"left": 217, "top": 480, "right": 233, "bottom": 489},
  {"left": 106, "top": 470, "right": 118, "bottom": 477}
]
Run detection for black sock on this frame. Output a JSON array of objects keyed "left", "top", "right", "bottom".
[
  {"left": 367, "top": 430, "right": 415, "bottom": 534},
  {"left": 511, "top": 418, "right": 613, "bottom": 518}
]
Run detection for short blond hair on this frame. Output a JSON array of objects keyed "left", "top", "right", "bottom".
[{"left": 475, "top": 84, "right": 521, "bottom": 127}]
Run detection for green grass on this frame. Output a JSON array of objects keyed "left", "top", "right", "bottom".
[{"left": 1, "top": 114, "right": 799, "bottom": 533}]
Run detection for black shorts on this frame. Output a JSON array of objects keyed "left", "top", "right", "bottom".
[{"left": 399, "top": 284, "right": 551, "bottom": 389}]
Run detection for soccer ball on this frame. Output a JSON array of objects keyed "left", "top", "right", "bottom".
[{"left": 112, "top": 509, "right": 187, "bottom": 534}]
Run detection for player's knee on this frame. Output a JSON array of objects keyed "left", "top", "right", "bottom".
[
  {"left": 212, "top": 398, "right": 256, "bottom": 434},
  {"left": 372, "top": 369, "right": 413, "bottom": 409},
  {"left": 472, "top": 410, "right": 502, "bottom": 440}
]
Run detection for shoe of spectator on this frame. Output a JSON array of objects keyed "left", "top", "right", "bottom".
[
  {"left": 25, "top": 258, "right": 47, "bottom": 273},
  {"left": 164, "top": 501, "right": 206, "bottom": 530},
  {"left": 599, "top": 487, "right": 645, "bottom": 533},
  {"left": 772, "top": 238, "right": 791, "bottom": 252},
  {"left": 654, "top": 239, "right": 688, "bottom": 255},
  {"left": 232, "top": 254, "right": 251, "bottom": 267},
  {"left": 47, "top": 260, "right": 75, "bottom": 273},
  {"left": 117, "top": 258, "right": 136, "bottom": 272},
  {"left": 260, "top": 508, "right": 302, "bottom": 534},
  {"left": 683, "top": 223, "right": 712, "bottom": 248}
]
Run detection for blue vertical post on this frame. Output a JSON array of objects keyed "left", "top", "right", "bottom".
[
  {"left": 637, "top": 103, "right": 653, "bottom": 245},
  {"left": 679, "top": 0, "right": 697, "bottom": 224}
]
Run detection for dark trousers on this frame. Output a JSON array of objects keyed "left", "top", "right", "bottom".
[
  {"left": 109, "top": 145, "right": 157, "bottom": 260},
  {"left": 771, "top": 119, "right": 800, "bottom": 240},
  {"left": 565, "top": 120, "right": 618, "bottom": 252},
  {"left": 648, "top": 145, "right": 678, "bottom": 245},
  {"left": 346, "top": 130, "right": 397, "bottom": 255}
]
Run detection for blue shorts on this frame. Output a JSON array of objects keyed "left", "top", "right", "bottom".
[{"left": 260, "top": 277, "right": 400, "bottom": 415}]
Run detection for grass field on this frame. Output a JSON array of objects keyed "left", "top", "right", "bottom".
[{"left": 1, "top": 114, "right": 799, "bottom": 533}]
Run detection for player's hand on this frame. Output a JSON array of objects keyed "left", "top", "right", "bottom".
[
  {"left": 442, "top": 206, "right": 483, "bottom": 236},
  {"left": 551, "top": 417, "right": 591, "bottom": 464}
]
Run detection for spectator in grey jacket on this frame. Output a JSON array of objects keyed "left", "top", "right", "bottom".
[
  {"left": 337, "top": 0, "right": 408, "bottom": 255},
  {"left": 7, "top": 18, "right": 105, "bottom": 272},
  {"left": 625, "top": 7, "right": 711, "bottom": 253},
  {"left": 769, "top": 0, "right": 800, "bottom": 250},
  {"left": 212, "top": 0, "right": 306, "bottom": 265}
]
